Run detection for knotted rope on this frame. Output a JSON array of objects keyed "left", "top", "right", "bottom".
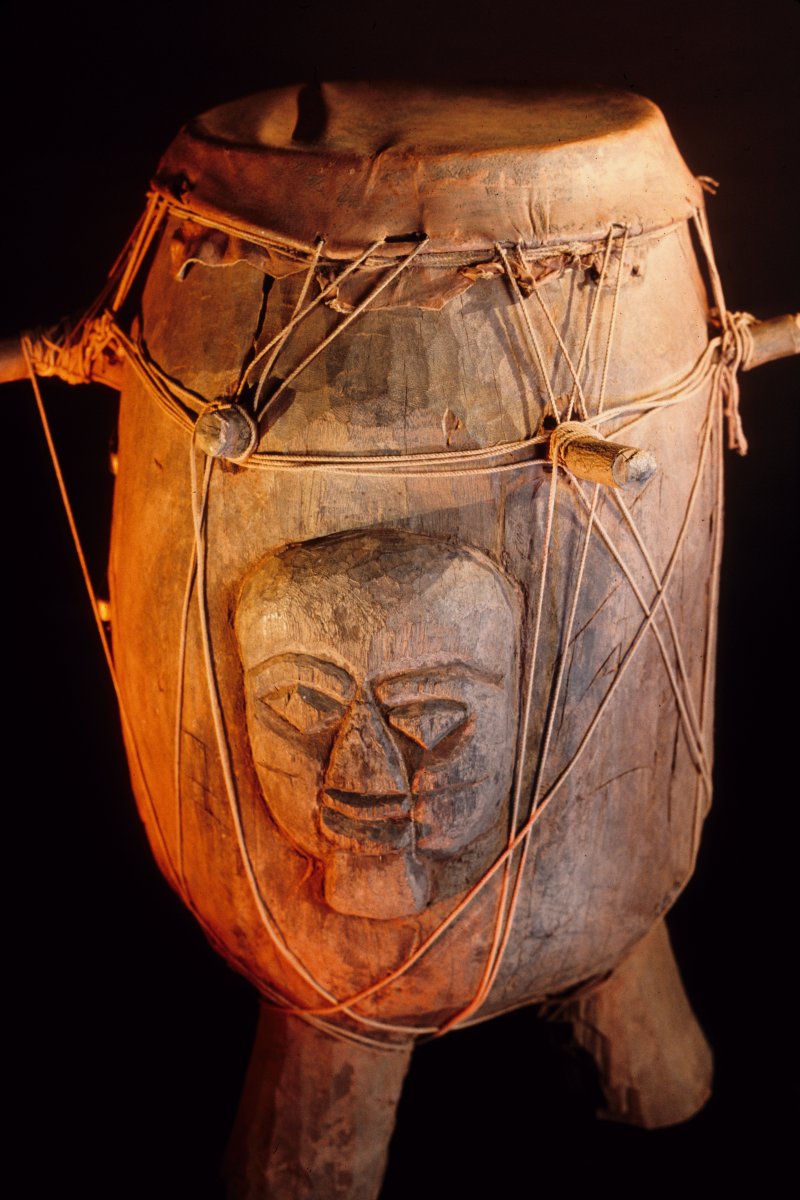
[
  {"left": 25, "top": 311, "right": 125, "bottom": 387},
  {"left": 691, "top": 206, "right": 751, "bottom": 456},
  {"left": 717, "top": 309, "right": 755, "bottom": 454}
]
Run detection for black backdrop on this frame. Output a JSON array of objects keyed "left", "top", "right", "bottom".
[{"left": 2, "top": 2, "right": 798, "bottom": 1195}]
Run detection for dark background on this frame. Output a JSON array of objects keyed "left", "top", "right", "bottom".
[{"left": 2, "top": 1, "right": 798, "bottom": 1195}]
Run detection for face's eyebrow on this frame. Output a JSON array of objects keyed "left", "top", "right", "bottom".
[
  {"left": 372, "top": 660, "right": 505, "bottom": 692},
  {"left": 246, "top": 652, "right": 355, "bottom": 693}
]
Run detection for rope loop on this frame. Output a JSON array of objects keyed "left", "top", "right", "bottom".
[
  {"left": 715, "top": 308, "right": 755, "bottom": 455},
  {"left": 25, "top": 311, "right": 125, "bottom": 387},
  {"left": 548, "top": 420, "right": 600, "bottom": 465},
  {"left": 722, "top": 309, "right": 756, "bottom": 371}
]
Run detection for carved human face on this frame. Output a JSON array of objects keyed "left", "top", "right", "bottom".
[{"left": 235, "top": 531, "right": 519, "bottom": 918}]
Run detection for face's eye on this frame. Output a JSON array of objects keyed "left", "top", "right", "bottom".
[
  {"left": 387, "top": 699, "right": 469, "bottom": 750},
  {"left": 258, "top": 684, "right": 348, "bottom": 735}
]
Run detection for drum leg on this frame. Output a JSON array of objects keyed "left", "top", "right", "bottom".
[
  {"left": 556, "top": 919, "right": 712, "bottom": 1128},
  {"left": 224, "top": 1003, "right": 413, "bottom": 1199}
]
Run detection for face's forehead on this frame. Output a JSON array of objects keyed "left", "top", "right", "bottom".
[
  {"left": 367, "top": 556, "right": 516, "bottom": 680},
  {"left": 236, "top": 533, "right": 519, "bottom": 681}
]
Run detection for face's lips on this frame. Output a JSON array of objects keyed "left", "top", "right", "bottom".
[
  {"left": 320, "top": 788, "right": 412, "bottom": 850},
  {"left": 318, "top": 778, "right": 492, "bottom": 853},
  {"left": 320, "top": 806, "right": 413, "bottom": 851},
  {"left": 322, "top": 787, "right": 411, "bottom": 821}
]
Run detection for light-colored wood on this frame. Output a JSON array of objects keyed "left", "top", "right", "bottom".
[
  {"left": 548, "top": 421, "right": 657, "bottom": 488},
  {"left": 743, "top": 312, "right": 800, "bottom": 370}
]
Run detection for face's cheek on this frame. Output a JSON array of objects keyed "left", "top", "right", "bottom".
[
  {"left": 245, "top": 700, "right": 330, "bottom": 856},
  {"left": 412, "top": 687, "right": 517, "bottom": 852}
]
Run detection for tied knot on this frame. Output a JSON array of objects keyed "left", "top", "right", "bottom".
[
  {"left": 547, "top": 420, "right": 657, "bottom": 489},
  {"left": 195, "top": 401, "right": 259, "bottom": 461},
  {"left": 715, "top": 309, "right": 755, "bottom": 456},
  {"left": 27, "top": 311, "right": 125, "bottom": 387},
  {"left": 720, "top": 310, "right": 756, "bottom": 372},
  {"left": 548, "top": 420, "right": 597, "bottom": 465}
]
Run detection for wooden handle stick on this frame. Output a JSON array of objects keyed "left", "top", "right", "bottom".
[
  {"left": 741, "top": 312, "right": 800, "bottom": 371},
  {"left": 0, "top": 319, "right": 125, "bottom": 389},
  {"left": 548, "top": 421, "right": 657, "bottom": 489},
  {"left": 0, "top": 337, "right": 26, "bottom": 385}
]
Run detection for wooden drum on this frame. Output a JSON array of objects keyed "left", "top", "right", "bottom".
[{"left": 8, "top": 82, "right": 799, "bottom": 1200}]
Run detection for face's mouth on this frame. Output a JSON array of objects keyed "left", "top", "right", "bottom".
[
  {"left": 318, "top": 787, "right": 411, "bottom": 851},
  {"left": 318, "top": 778, "right": 490, "bottom": 853},
  {"left": 322, "top": 787, "right": 410, "bottom": 821}
]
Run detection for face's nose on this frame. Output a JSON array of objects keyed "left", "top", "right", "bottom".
[{"left": 324, "top": 696, "right": 408, "bottom": 800}]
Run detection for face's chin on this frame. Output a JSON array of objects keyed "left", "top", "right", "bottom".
[{"left": 322, "top": 847, "right": 430, "bottom": 919}]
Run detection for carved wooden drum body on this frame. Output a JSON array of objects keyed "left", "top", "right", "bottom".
[
  {"left": 106, "top": 84, "right": 723, "bottom": 1050},
  {"left": 4, "top": 76, "right": 796, "bottom": 1197}
]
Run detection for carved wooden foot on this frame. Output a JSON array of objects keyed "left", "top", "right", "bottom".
[
  {"left": 556, "top": 920, "right": 712, "bottom": 1128},
  {"left": 224, "top": 1004, "right": 413, "bottom": 1199}
]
